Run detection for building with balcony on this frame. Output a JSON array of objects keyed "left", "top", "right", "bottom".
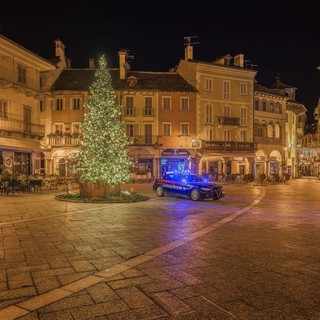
[
  {"left": 177, "top": 46, "right": 257, "bottom": 178},
  {"left": 268, "top": 77, "right": 307, "bottom": 178},
  {"left": 0, "top": 34, "right": 56, "bottom": 177},
  {"left": 40, "top": 47, "right": 198, "bottom": 179},
  {"left": 253, "top": 82, "right": 287, "bottom": 178}
]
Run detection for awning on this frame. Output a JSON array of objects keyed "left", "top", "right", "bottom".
[{"left": 0, "top": 137, "right": 43, "bottom": 152}]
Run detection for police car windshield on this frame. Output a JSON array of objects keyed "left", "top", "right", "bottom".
[{"left": 183, "top": 175, "right": 203, "bottom": 183}]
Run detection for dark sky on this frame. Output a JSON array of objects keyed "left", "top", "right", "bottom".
[{"left": 1, "top": 1, "right": 319, "bottom": 123}]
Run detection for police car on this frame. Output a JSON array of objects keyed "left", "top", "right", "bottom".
[{"left": 152, "top": 172, "right": 225, "bottom": 201}]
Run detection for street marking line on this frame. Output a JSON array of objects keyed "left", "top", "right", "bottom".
[{"left": 0, "top": 187, "right": 266, "bottom": 319}]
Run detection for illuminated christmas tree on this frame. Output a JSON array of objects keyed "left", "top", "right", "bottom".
[{"left": 76, "top": 55, "right": 132, "bottom": 197}]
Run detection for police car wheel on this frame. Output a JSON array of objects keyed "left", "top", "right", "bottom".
[
  {"left": 156, "top": 185, "right": 164, "bottom": 197},
  {"left": 191, "top": 189, "right": 200, "bottom": 201}
]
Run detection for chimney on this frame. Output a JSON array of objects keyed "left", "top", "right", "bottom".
[
  {"left": 54, "top": 39, "right": 66, "bottom": 60},
  {"left": 234, "top": 54, "right": 244, "bottom": 68},
  {"left": 224, "top": 54, "right": 232, "bottom": 66},
  {"left": 89, "top": 58, "right": 95, "bottom": 69},
  {"left": 118, "top": 50, "right": 127, "bottom": 80},
  {"left": 54, "top": 39, "right": 68, "bottom": 68},
  {"left": 185, "top": 45, "right": 193, "bottom": 60}
]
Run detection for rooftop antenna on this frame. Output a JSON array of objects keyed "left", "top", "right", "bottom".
[{"left": 183, "top": 35, "right": 200, "bottom": 47}]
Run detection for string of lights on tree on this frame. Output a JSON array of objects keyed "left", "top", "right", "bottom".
[{"left": 76, "top": 55, "right": 132, "bottom": 185}]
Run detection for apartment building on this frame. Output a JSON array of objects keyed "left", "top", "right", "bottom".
[
  {"left": 1, "top": 35, "right": 308, "bottom": 181},
  {"left": 253, "top": 83, "right": 287, "bottom": 177},
  {"left": 41, "top": 46, "right": 198, "bottom": 178},
  {"left": 177, "top": 46, "right": 257, "bottom": 177},
  {"left": 0, "top": 35, "right": 56, "bottom": 177},
  {"left": 269, "top": 78, "right": 307, "bottom": 178}
]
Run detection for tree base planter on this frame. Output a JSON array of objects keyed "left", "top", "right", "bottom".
[
  {"left": 55, "top": 191, "right": 149, "bottom": 203},
  {"left": 79, "top": 181, "right": 120, "bottom": 198}
]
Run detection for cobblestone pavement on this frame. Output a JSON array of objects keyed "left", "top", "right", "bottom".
[{"left": 0, "top": 179, "right": 319, "bottom": 319}]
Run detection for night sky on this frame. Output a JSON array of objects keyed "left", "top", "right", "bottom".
[{"left": 1, "top": 1, "right": 319, "bottom": 123}]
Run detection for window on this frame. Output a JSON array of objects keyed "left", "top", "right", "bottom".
[
  {"left": 39, "top": 100, "right": 45, "bottom": 112},
  {"left": 56, "top": 98, "right": 64, "bottom": 111},
  {"left": 144, "top": 124, "right": 153, "bottom": 144},
  {"left": 162, "top": 97, "right": 171, "bottom": 111},
  {"left": 204, "top": 78, "right": 213, "bottom": 91},
  {"left": 180, "top": 122, "right": 189, "bottom": 136},
  {"left": 254, "top": 99, "right": 260, "bottom": 110},
  {"left": 205, "top": 103, "right": 213, "bottom": 123},
  {"left": 224, "top": 129, "right": 231, "bottom": 141},
  {"left": 267, "top": 124, "right": 273, "bottom": 138},
  {"left": 240, "top": 107, "right": 247, "bottom": 126},
  {"left": 17, "top": 65, "right": 27, "bottom": 84},
  {"left": 180, "top": 97, "right": 189, "bottom": 111},
  {"left": 126, "top": 124, "right": 135, "bottom": 137},
  {"left": 0, "top": 100, "right": 8, "bottom": 118},
  {"left": 223, "top": 81, "right": 230, "bottom": 100},
  {"left": 240, "top": 130, "right": 247, "bottom": 142},
  {"left": 274, "top": 123, "right": 280, "bottom": 138},
  {"left": 262, "top": 100, "right": 267, "bottom": 111},
  {"left": 54, "top": 123, "right": 64, "bottom": 135},
  {"left": 125, "top": 96, "right": 134, "bottom": 115},
  {"left": 144, "top": 97, "right": 153, "bottom": 116},
  {"left": 206, "top": 128, "right": 213, "bottom": 141},
  {"left": 125, "top": 124, "right": 138, "bottom": 144},
  {"left": 268, "top": 101, "right": 274, "bottom": 113},
  {"left": 162, "top": 122, "right": 171, "bottom": 136},
  {"left": 72, "top": 97, "right": 81, "bottom": 110},
  {"left": 240, "top": 82, "right": 247, "bottom": 95}
]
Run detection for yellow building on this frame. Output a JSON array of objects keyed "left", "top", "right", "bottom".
[
  {"left": 177, "top": 45, "right": 257, "bottom": 181},
  {"left": 268, "top": 78, "right": 307, "bottom": 178},
  {"left": 0, "top": 34, "right": 55, "bottom": 177},
  {"left": 253, "top": 83, "right": 287, "bottom": 179}
]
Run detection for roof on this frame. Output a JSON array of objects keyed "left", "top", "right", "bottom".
[
  {"left": 286, "top": 101, "right": 307, "bottom": 114},
  {"left": 0, "top": 34, "right": 56, "bottom": 69},
  {"left": 269, "top": 80, "right": 297, "bottom": 89},
  {"left": 254, "top": 82, "right": 286, "bottom": 98},
  {"left": 52, "top": 69, "right": 198, "bottom": 92},
  {"left": 179, "top": 56, "right": 257, "bottom": 74}
]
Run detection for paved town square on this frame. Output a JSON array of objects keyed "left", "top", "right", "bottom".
[{"left": 0, "top": 178, "right": 320, "bottom": 319}]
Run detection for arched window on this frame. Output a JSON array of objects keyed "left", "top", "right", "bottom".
[
  {"left": 268, "top": 101, "right": 274, "bottom": 113},
  {"left": 261, "top": 120, "right": 267, "bottom": 137},
  {"left": 262, "top": 100, "right": 267, "bottom": 112},
  {"left": 267, "top": 123, "right": 273, "bottom": 138}
]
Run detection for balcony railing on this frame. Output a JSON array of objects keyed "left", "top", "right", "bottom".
[
  {"left": 143, "top": 108, "right": 154, "bottom": 116},
  {"left": 47, "top": 133, "right": 81, "bottom": 146},
  {"left": 0, "top": 114, "right": 44, "bottom": 138},
  {"left": 124, "top": 107, "right": 135, "bottom": 116},
  {"left": 200, "top": 140, "right": 256, "bottom": 152},
  {"left": 0, "top": 65, "right": 40, "bottom": 91},
  {"left": 218, "top": 117, "right": 240, "bottom": 126},
  {"left": 128, "top": 135, "right": 158, "bottom": 145}
]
